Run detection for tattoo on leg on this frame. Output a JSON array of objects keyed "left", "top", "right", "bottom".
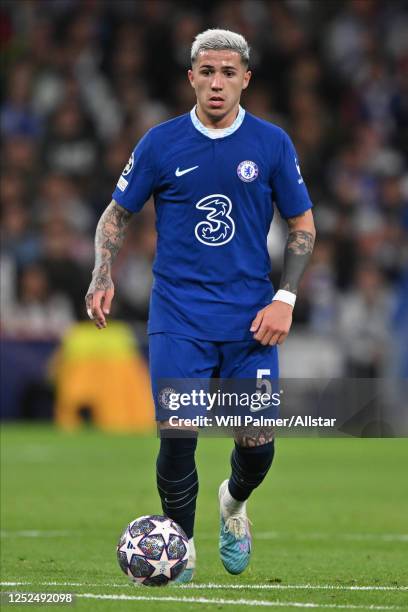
[{"left": 234, "top": 426, "right": 275, "bottom": 447}]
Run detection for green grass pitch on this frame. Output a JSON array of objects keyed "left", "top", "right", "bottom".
[{"left": 1, "top": 425, "right": 407, "bottom": 611}]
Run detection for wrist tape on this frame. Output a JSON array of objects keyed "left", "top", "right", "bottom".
[{"left": 272, "top": 289, "right": 296, "bottom": 308}]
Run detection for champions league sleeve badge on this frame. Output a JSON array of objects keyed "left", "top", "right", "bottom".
[
  {"left": 122, "top": 152, "right": 134, "bottom": 176},
  {"left": 237, "top": 160, "right": 259, "bottom": 182}
]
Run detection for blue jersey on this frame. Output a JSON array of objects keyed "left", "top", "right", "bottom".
[{"left": 112, "top": 107, "right": 312, "bottom": 341}]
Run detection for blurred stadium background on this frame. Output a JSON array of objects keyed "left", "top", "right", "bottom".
[{"left": 1, "top": 0, "right": 407, "bottom": 428}]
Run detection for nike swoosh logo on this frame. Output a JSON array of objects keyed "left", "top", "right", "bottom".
[{"left": 175, "top": 165, "right": 199, "bottom": 177}]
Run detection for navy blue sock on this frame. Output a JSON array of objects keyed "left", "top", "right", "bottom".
[
  {"left": 156, "top": 434, "right": 198, "bottom": 539},
  {"left": 228, "top": 440, "right": 275, "bottom": 502}
]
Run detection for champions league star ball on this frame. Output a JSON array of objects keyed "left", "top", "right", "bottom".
[{"left": 117, "top": 515, "right": 189, "bottom": 586}]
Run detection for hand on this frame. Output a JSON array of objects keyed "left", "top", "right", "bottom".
[
  {"left": 85, "top": 274, "right": 114, "bottom": 329},
  {"left": 250, "top": 301, "right": 293, "bottom": 346}
]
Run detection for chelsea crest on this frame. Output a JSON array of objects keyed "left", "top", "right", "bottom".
[
  {"left": 237, "top": 160, "right": 259, "bottom": 182},
  {"left": 158, "top": 387, "right": 177, "bottom": 410}
]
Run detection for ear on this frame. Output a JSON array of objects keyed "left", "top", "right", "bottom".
[
  {"left": 242, "top": 70, "right": 252, "bottom": 91},
  {"left": 188, "top": 69, "right": 195, "bottom": 89}
]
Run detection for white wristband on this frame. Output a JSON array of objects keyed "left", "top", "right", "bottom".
[{"left": 272, "top": 289, "right": 296, "bottom": 308}]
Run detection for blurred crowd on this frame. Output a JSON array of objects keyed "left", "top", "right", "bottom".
[{"left": 1, "top": 0, "right": 407, "bottom": 378}]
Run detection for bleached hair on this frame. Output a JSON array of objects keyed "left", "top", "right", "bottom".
[{"left": 191, "top": 29, "right": 250, "bottom": 66}]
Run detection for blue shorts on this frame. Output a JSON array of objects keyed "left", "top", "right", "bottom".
[{"left": 149, "top": 332, "right": 279, "bottom": 421}]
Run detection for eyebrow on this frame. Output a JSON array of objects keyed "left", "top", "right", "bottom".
[{"left": 199, "top": 64, "right": 238, "bottom": 70}]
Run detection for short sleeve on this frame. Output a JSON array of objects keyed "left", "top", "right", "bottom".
[
  {"left": 271, "top": 131, "right": 313, "bottom": 219},
  {"left": 112, "top": 131, "right": 157, "bottom": 213}
]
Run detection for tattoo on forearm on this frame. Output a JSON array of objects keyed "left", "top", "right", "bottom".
[
  {"left": 91, "top": 201, "right": 132, "bottom": 290},
  {"left": 279, "top": 219, "right": 315, "bottom": 295},
  {"left": 287, "top": 229, "right": 315, "bottom": 255}
]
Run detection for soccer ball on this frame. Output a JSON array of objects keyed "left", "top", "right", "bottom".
[{"left": 117, "top": 515, "right": 189, "bottom": 586}]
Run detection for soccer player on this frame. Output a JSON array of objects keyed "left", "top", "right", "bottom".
[{"left": 86, "top": 29, "right": 315, "bottom": 582}]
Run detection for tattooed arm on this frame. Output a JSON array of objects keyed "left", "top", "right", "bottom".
[
  {"left": 279, "top": 210, "right": 316, "bottom": 294},
  {"left": 85, "top": 200, "right": 133, "bottom": 329},
  {"left": 251, "top": 209, "right": 315, "bottom": 346}
]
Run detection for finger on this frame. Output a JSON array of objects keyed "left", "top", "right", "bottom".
[
  {"left": 93, "top": 310, "right": 106, "bottom": 327},
  {"left": 269, "top": 332, "right": 281, "bottom": 346},
  {"left": 254, "top": 325, "right": 272, "bottom": 344},
  {"left": 85, "top": 294, "right": 93, "bottom": 318},
  {"left": 92, "top": 293, "right": 107, "bottom": 327},
  {"left": 91, "top": 298, "right": 104, "bottom": 321},
  {"left": 250, "top": 310, "right": 264, "bottom": 332},
  {"left": 85, "top": 297, "right": 94, "bottom": 320},
  {"left": 276, "top": 331, "right": 288, "bottom": 345},
  {"left": 102, "top": 288, "right": 114, "bottom": 315},
  {"left": 260, "top": 330, "right": 274, "bottom": 346}
]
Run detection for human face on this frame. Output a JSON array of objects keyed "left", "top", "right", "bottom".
[{"left": 188, "top": 49, "right": 251, "bottom": 128}]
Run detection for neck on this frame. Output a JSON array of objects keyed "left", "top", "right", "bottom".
[{"left": 195, "top": 103, "right": 240, "bottom": 129}]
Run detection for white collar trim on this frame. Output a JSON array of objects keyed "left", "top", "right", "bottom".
[{"left": 190, "top": 105, "right": 245, "bottom": 139}]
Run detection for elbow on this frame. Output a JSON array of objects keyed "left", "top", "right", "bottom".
[
  {"left": 306, "top": 210, "right": 316, "bottom": 241},
  {"left": 311, "top": 221, "right": 317, "bottom": 240}
]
